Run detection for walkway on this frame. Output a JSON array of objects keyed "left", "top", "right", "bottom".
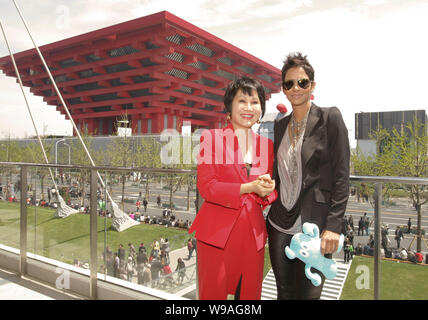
[{"left": 261, "top": 258, "right": 352, "bottom": 300}]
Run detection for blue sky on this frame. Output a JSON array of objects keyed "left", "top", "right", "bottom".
[{"left": 1, "top": 0, "right": 428, "bottom": 147}]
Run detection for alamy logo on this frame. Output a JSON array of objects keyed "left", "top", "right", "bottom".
[
  {"left": 55, "top": 267, "right": 70, "bottom": 290},
  {"left": 56, "top": 5, "right": 70, "bottom": 30},
  {"left": 159, "top": 128, "right": 270, "bottom": 172},
  {"left": 355, "top": 265, "right": 370, "bottom": 290}
]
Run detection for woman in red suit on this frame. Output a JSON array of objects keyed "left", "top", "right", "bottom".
[{"left": 189, "top": 77, "right": 277, "bottom": 300}]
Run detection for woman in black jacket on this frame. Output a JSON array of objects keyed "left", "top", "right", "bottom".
[{"left": 267, "top": 52, "right": 350, "bottom": 299}]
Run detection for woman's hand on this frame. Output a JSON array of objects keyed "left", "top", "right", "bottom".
[
  {"left": 253, "top": 179, "right": 275, "bottom": 198},
  {"left": 320, "top": 230, "right": 341, "bottom": 255},
  {"left": 240, "top": 175, "right": 275, "bottom": 198},
  {"left": 257, "top": 174, "right": 274, "bottom": 188}
]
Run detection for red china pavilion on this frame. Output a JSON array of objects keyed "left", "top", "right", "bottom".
[{"left": 0, "top": 11, "right": 281, "bottom": 135}]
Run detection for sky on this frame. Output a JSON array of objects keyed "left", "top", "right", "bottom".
[{"left": 0, "top": 0, "right": 428, "bottom": 148}]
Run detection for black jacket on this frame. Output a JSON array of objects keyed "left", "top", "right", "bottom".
[{"left": 268, "top": 103, "right": 350, "bottom": 235}]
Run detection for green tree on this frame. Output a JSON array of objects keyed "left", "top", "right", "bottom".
[
  {"left": 138, "top": 135, "right": 162, "bottom": 201},
  {"left": 352, "top": 118, "right": 428, "bottom": 252},
  {"left": 387, "top": 118, "right": 428, "bottom": 252},
  {"left": 69, "top": 129, "right": 100, "bottom": 207},
  {"left": 23, "top": 138, "right": 54, "bottom": 201},
  {"left": 105, "top": 114, "right": 143, "bottom": 209},
  {"left": 0, "top": 134, "right": 24, "bottom": 199}
]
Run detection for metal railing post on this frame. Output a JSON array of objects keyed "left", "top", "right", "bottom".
[
  {"left": 19, "top": 165, "right": 28, "bottom": 277},
  {"left": 89, "top": 169, "right": 98, "bottom": 300},
  {"left": 374, "top": 182, "right": 382, "bottom": 300},
  {"left": 195, "top": 186, "right": 200, "bottom": 300}
]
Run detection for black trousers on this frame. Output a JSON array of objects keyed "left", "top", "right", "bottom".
[{"left": 267, "top": 219, "right": 327, "bottom": 300}]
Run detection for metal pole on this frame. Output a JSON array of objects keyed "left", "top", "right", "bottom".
[
  {"left": 104, "top": 170, "right": 107, "bottom": 280},
  {"left": 374, "top": 182, "right": 382, "bottom": 300},
  {"left": 19, "top": 165, "right": 28, "bottom": 277},
  {"left": 63, "top": 142, "right": 71, "bottom": 186},
  {"left": 63, "top": 142, "right": 71, "bottom": 165},
  {"left": 33, "top": 170, "right": 37, "bottom": 255},
  {"left": 195, "top": 183, "right": 200, "bottom": 300},
  {"left": 90, "top": 169, "right": 98, "bottom": 299},
  {"left": 55, "top": 139, "right": 65, "bottom": 178}
]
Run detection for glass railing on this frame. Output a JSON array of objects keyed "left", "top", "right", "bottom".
[
  {"left": 0, "top": 162, "right": 426, "bottom": 300},
  {"left": 0, "top": 161, "right": 198, "bottom": 300},
  {"left": 339, "top": 176, "right": 428, "bottom": 300}
]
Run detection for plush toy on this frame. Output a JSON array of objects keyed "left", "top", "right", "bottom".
[{"left": 285, "top": 222, "right": 344, "bottom": 287}]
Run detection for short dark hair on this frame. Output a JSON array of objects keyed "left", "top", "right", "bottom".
[
  {"left": 281, "top": 52, "right": 315, "bottom": 84},
  {"left": 223, "top": 76, "right": 266, "bottom": 118}
]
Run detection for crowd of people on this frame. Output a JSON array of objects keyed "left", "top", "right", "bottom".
[
  {"left": 98, "top": 238, "right": 190, "bottom": 288},
  {"left": 343, "top": 214, "right": 427, "bottom": 265}
]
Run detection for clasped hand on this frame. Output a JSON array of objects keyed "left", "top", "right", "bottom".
[{"left": 240, "top": 174, "right": 275, "bottom": 198}]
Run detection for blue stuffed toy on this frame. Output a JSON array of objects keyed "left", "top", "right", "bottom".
[{"left": 285, "top": 222, "right": 344, "bottom": 287}]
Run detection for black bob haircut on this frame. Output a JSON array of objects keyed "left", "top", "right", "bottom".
[
  {"left": 223, "top": 76, "right": 266, "bottom": 118},
  {"left": 281, "top": 52, "right": 315, "bottom": 83}
]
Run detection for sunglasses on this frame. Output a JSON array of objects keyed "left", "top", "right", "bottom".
[{"left": 282, "top": 78, "right": 312, "bottom": 90}]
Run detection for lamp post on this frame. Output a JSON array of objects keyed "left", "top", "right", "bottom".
[
  {"left": 55, "top": 138, "right": 65, "bottom": 178},
  {"left": 63, "top": 142, "right": 71, "bottom": 165}
]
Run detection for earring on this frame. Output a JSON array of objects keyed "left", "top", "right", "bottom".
[
  {"left": 257, "top": 119, "right": 261, "bottom": 124},
  {"left": 311, "top": 94, "right": 314, "bottom": 100}
]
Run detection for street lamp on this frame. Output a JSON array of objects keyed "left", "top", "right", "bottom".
[
  {"left": 55, "top": 138, "right": 67, "bottom": 178},
  {"left": 63, "top": 142, "right": 71, "bottom": 185},
  {"left": 55, "top": 138, "right": 65, "bottom": 178},
  {"left": 63, "top": 142, "right": 71, "bottom": 165}
]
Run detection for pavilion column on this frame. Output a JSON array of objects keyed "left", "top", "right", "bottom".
[
  {"left": 131, "top": 114, "right": 140, "bottom": 134},
  {"left": 141, "top": 117, "right": 148, "bottom": 134},
  {"left": 176, "top": 114, "right": 183, "bottom": 133},
  {"left": 151, "top": 113, "right": 163, "bottom": 134}
]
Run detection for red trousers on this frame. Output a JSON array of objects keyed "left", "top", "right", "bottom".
[{"left": 196, "top": 210, "right": 265, "bottom": 300}]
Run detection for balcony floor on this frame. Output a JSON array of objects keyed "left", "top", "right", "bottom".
[{"left": 0, "top": 268, "right": 84, "bottom": 300}]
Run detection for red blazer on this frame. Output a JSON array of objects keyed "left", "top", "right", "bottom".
[{"left": 189, "top": 124, "right": 277, "bottom": 252}]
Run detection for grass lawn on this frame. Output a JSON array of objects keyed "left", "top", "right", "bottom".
[
  {"left": 264, "top": 248, "right": 272, "bottom": 279},
  {"left": 0, "top": 201, "right": 189, "bottom": 266},
  {"left": 341, "top": 255, "right": 428, "bottom": 300}
]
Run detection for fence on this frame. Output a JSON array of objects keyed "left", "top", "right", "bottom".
[{"left": 0, "top": 161, "right": 427, "bottom": 299}]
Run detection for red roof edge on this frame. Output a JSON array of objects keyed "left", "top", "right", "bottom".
[{"left": 0, "top": 10, "right": 279, "bottom": 75}]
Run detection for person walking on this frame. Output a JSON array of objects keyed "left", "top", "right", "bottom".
[
  {"left": 349, "top": 242, "right": 354, "bottom": 260},
  {"left": 150, "top": 257, "right": 162, "bottom": 287},
  {"left": 363, "top": 213, "right": 370, "bottom": 236},
  {"left": 143, "top": 197, "right": 148, "bottom": 212},
  {"left": 113, "top": 253, "right": 120, "bottom": 278},
  {"left": 344, "top": 238, "right": 350, "bottom": 263},
  {"left": 408, "top": 218, "right": 412, "bottom": 234},
  {"left": 358, "top": 217, "right": 364, "bottom": 236},
  {"left": 395, "top": 226, "right": 404, "bottom": 249},
  {"left": 381, "top": 225, "right": 389, "bottom": 252},
  {"left": 187, "top": 238, "right": 194, "bottom": 260},
  {"left": 126, "top": 257, "right": 134, "bottom": 282},
  {"left": 118, "top": 244, "right": 126, "bottom": 265},
  {"left": 176, "top": 258, "right": 186, "bottom": 285},
  {"left": 136, "top": 263, "right": 144, "bottom": 285},
  {"left": 143, "top": 263, "right": 152, "bottom": 284},
  {"left": 348, "top": 215, "right": 354, "bottom": 231}
]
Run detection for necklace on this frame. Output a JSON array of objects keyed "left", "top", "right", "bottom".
[
  {"left": 287, "top": 112, "right": 308, "bottom": 186},
  {"left": 290, "top": 112, "right": 308, "bottom": 147}
]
